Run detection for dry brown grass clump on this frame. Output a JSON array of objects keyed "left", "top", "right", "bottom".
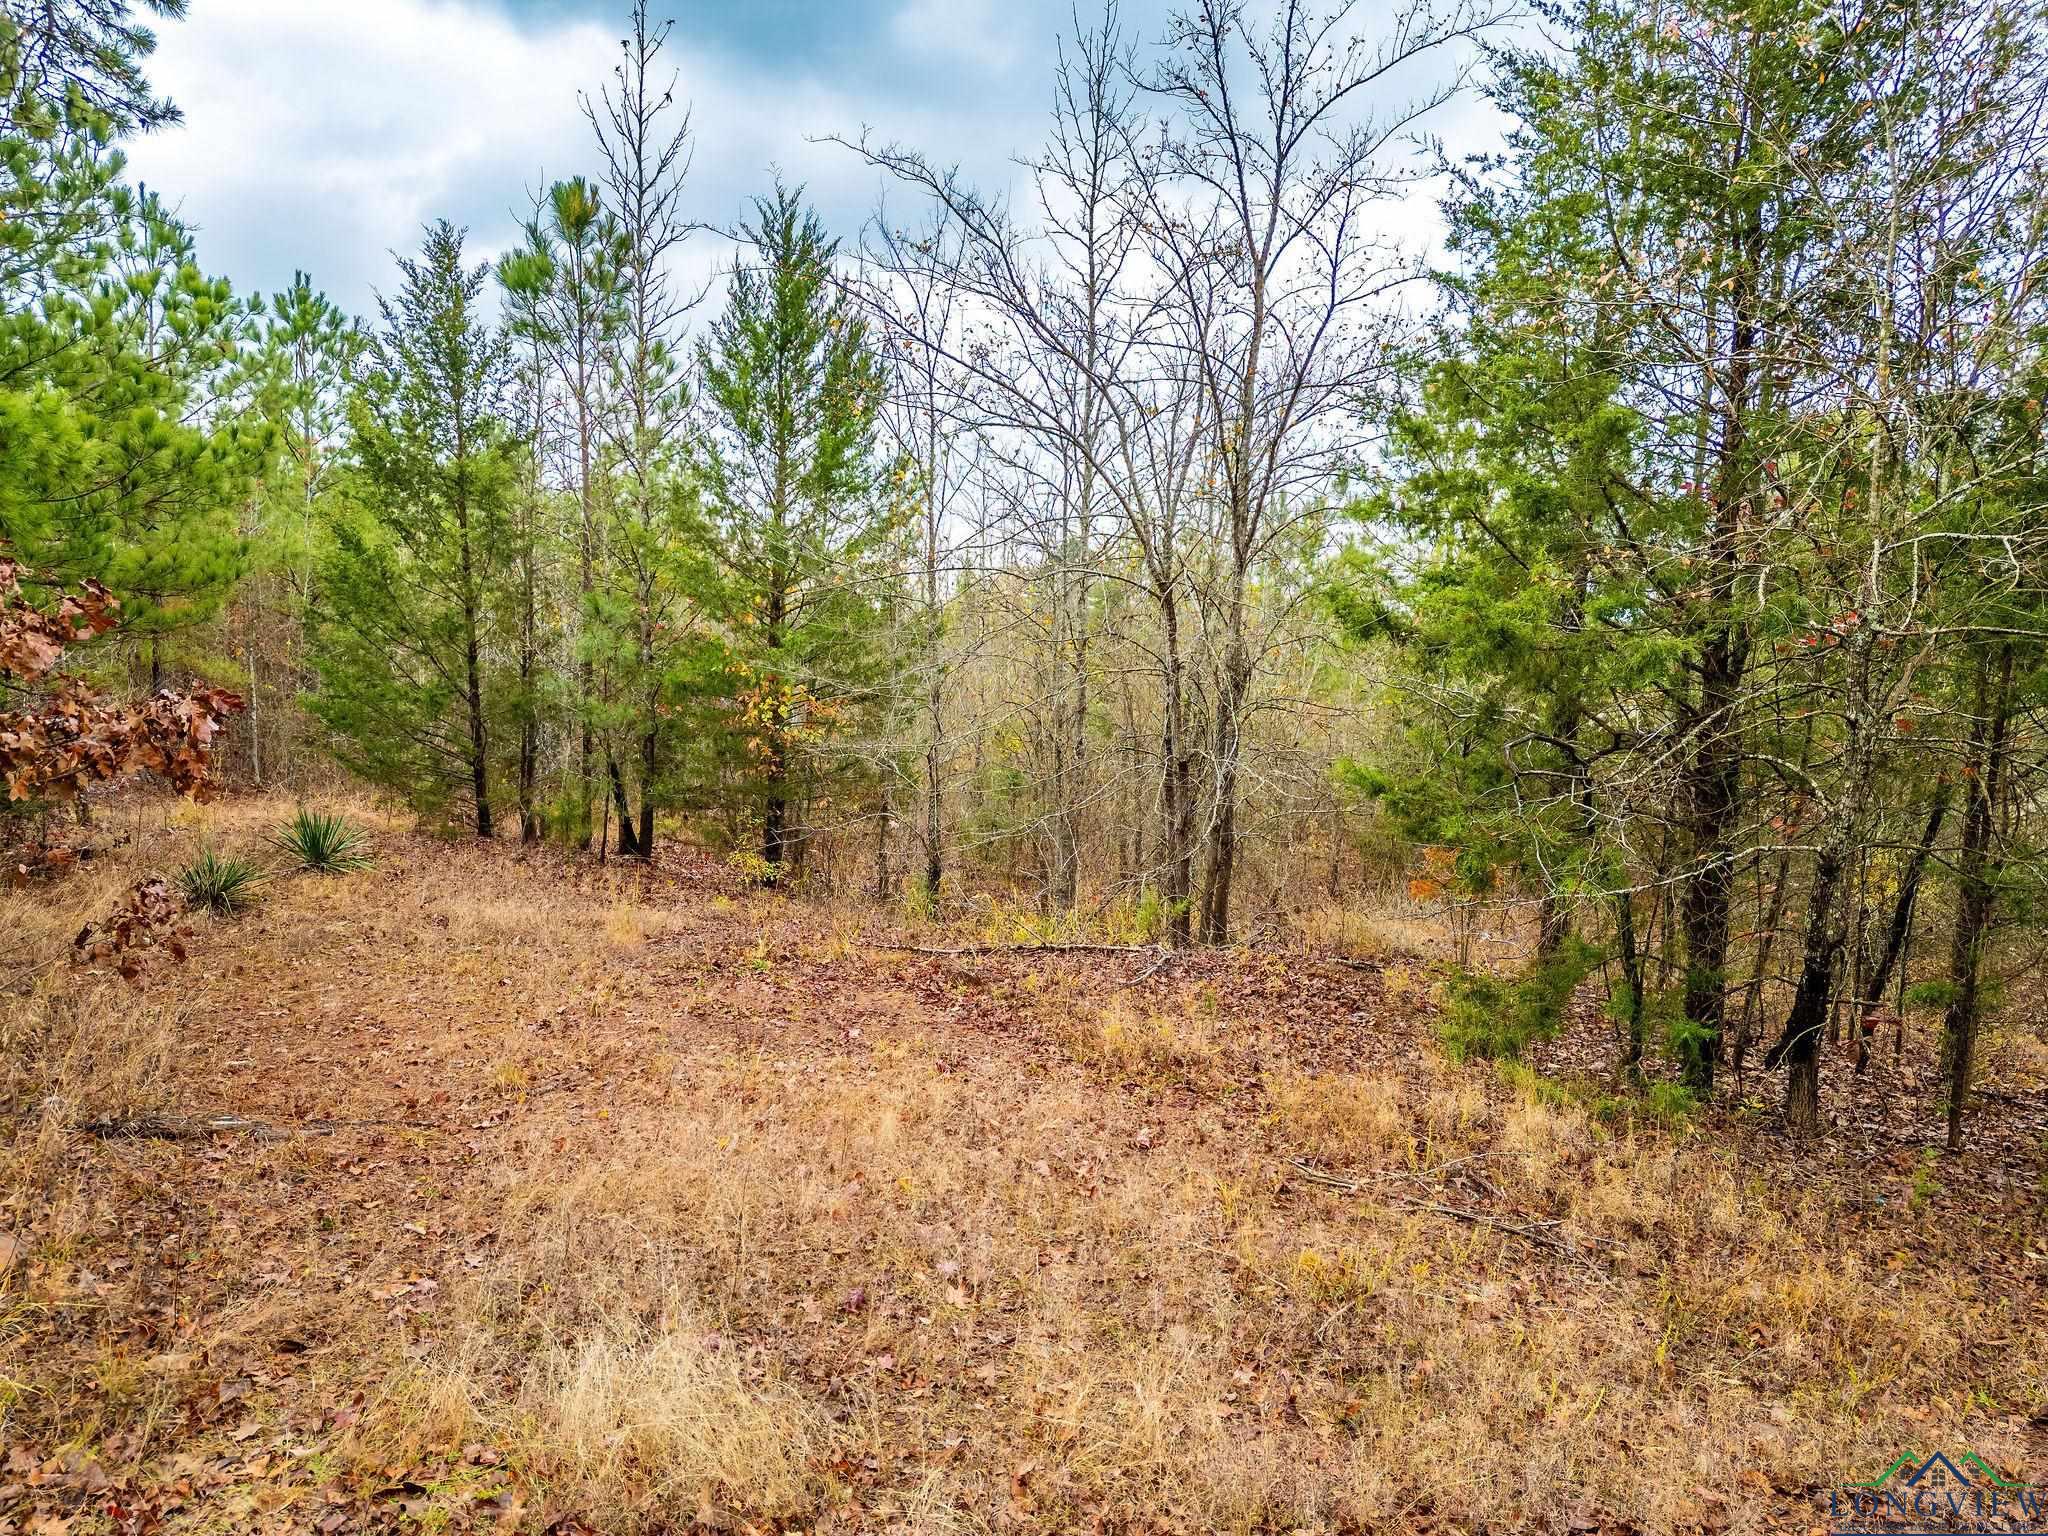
[{"left": 1062, "top": 996, "right": 1226, "bottom": 1089}]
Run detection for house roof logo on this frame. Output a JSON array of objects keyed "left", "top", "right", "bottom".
[
  {"left": 1828, "top": 1448, "right": 2044, "bottom": 1534},
  {"left": 1846, "top": 1451, "right": 2031, "bottom": 1492}
]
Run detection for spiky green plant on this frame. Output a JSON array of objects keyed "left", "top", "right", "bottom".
[
  {"left": 273, "top": 808, "right": 375, "bottom": 873},
  {"left": 177, "top": 849, "right": 264, "bottom": 914}
]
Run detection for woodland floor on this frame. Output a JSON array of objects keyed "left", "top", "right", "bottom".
[{"left": 1, "top": 792, "right": 2045, "bottom": 1536}]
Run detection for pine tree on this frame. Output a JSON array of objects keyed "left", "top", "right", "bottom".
[
  {"left": 498, "top": 232, "right": 563, "bottom": 844},
  {"left": 518, "top": 177, "right": 625, "bottom": 846},
  {"left": 233, "top": 273, "right": 360, "bottom": 782},
  {"left": 308, "top": 221, "right": 515, "bottom": 834},
  {"left": 584, "top": 0, "right": 699, "bottom": 859},
  {"left": 696, "top": 184, "right": 892, "bottom": 871},
  {"left": 1, "top": 38, "right": 256, "bottom": 684},
  {"left": 0, "top": 0, "right": 250, "bottom": 823}
]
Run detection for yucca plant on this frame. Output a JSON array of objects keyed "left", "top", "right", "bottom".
[
  {"left": 177, "top": 849, "right": 264, "bottom": 914},
  {"left": 273, "top": 807, "right": 374, "bottom": 873}
]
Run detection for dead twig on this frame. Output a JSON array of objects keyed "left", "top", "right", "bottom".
[
  {"left": 1287, "top": 1154, "right": 1490, "bottom": 1192},
  {"left": 1388, "top": 1196, "right": 1573, "bottom": 1249},
  {"left": 77, "top": 1112, "right": 434, "bottom": 1142},
  {"left": 863, "top": 940, "right": 1163, "bottom": 959},
  {"left": 1287, "top": 1158, "right": 1610, "bottom": 1273},
  {"left": 1, "top": 954, "right": 65, "bottom": 994},
  {"left": 79, "top": 1113, "right": 291, "bottom": 1142},
  {"left": 1128, "top": 947, "right": 1178, "bottom": 985},
  {"left": 1289, "top": 1159, "right": 1363, "bottom": 1191}
]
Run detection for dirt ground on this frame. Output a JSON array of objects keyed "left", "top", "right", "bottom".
[{"left": 2, "top": 793, "right": 2044, "bottom": 1535}]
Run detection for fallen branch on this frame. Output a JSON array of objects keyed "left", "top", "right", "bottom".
[
  {"left": 77, "top": 1112, "right": 435, "bottom": 1142},
  {"left": 1, "top": 954, "right": 65, "bottom": 995},
  {"left": 862, "top": 940, "right": 1163, "bottom": 959},
  {"left": 1287, "top": 1158, "right": 1610, "bottom": 1272},
  {"left": 1129, "top": 948, "right": 1178, "bottom": 985},
  {"left": 1388, "top": 1195, "right": 1575, "bottom": 1251},
  {"left": 1287, "top": 1154, "right": 1490, "bottom": 1192},
  {"left": 79, "top": 1113, "right": 291, "bottom": 1142}
]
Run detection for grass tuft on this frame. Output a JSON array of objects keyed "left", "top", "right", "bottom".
[
  {"left": 272, "top": 806, "right": 375, "bottom": 873},
  {"left": 175, "top": 848, "right": 263, "bottom": 914}
]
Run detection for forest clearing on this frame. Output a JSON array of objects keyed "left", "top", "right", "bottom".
[
  {"left": 1, "top": 792, "right": 2043, "bottom": 1534},
  {"left": 6, "top": 0, "right": 2048, "bottom": 1528}
]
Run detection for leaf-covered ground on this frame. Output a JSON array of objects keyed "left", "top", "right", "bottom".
[{"left": 2, "top": 795, "right": 2044, "bottom": 1534}]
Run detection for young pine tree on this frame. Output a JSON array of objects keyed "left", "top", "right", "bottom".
[
  {"left": 585, "top": 0, "right": 700, "bottom": 859},
  {"left": 234, "top": 271, "right": 361, "bottom": 784},
  {"left": 308, "top": 221, "right": 516, "bottom": 835},
  {"left": 695, "top": 184, "right": 892, "bottom": 872}
]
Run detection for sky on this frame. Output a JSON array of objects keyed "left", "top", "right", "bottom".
[{"left": 120, "top": 0, "right": 1504, "bottom": 322}]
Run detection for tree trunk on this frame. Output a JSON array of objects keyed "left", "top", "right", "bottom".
[
  {"left": 518, "top": 405, "right": 542, "bottom": 846},
  {"left": 1679, "top": 629, "right": 1742, "bottom": 1091},
  {"left": 1538, "top": 891, "right": 1571, "bottom": 960},
  {"left": 1765, "top": 606, "right": 1886, "bottom": 1133},
  {"left": 923, "top": 733, "right": 943, "bottom": 905},
  {"left": 608, "top": 756, "right": 643, "bottom": 859},
  {"left": 922, "top": 606, "right": 944, "bottom": 904},
  {"left": 1853, "top": 789, "right": 1948, "bottom": 1073},
  {"left": 760, "top": 575, "right": 789, "bottom": 873},
  {"left": 576, "top": 343, "right": 597, "bottom": 851},
  {"left": 1679, "top": 144, "right": 1766, "bottom": 1093},
  {"left": 1616, "top": 888, "right": 1648, "bottom": 1079},
  {"left": 519, "top": 719, "right": 539, "bottom": 843},
  {"left": 1198, "top": 650, "right": 1248, "bottom": 944},
  {"left": 874, "top": 801, "right": 890, "bottom": 903},
  {"left": 764, "top": 788, "right": 787, "bottom": 868},
  {"left": 1731, "top": 846, "right": 1794, "bottom": 1077},
  {"left": 1159, "top": 587, "right": 1196, "bottom": 947},
  {"left": 1942, "top": 646, "right": 2014, "bottom": 1153},
  {"left": 634, "top": 586, "right": 657, "bottom": 860},
  {"left": 454, "top": 408, "right": 491, "bottom": 840},
  {"left": 465, "top": 623, "right": 491, "bottom": 840},
  {"left": 1769, "top": 837, "right": 1848, "bottom": 1137},
  {"left": 636, "top": 719, "right": 656, "bottom": 860},
  {"left": 1535, "top": 595, "right": 1590, "bottom": 960},
  {"left": 1046, "top": 567, "right": 1088, "bottom": 914}
]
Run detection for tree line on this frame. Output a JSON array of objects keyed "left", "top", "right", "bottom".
[{"left": 3, "top": 0, "right": 2044, "bottom": 1145}]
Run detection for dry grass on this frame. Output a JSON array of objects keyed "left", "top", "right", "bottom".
[
  {"left": 1062, "top": 996, "right": 1226, "bottom": 1089},
  {"left": 348, "top": 1051, "right": 2036, "bottom": 1533},
  {"left": 1291, "top": 893, "right": 1530, "bottom": 972},
  {"left": 2, "top": 791, "right": 2043, "bottom": 1534},
  {"left": 1265, "top": 1068, "right": 1414, "bottom": 1167}
]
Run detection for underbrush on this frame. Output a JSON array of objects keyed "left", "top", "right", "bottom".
[{"left": 1438, "top": 935, "right": 1602, "bottom": 1062}]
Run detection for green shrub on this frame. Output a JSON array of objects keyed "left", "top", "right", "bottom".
[
  {"left": 1496, "top": 1059, "right": 1575, "bottom": 1110},
  {"left": 1644, "top": 1081, "right": 1699, "bottom": 1126},
  {"left": 540, "top": 787, "right": 594, "bottom": 848},
  {"left": 1438, "top": 971, "right": 1521, "bottom": 1063},
  {"left": 273, "top": 807, "right": 375, "bottom": 873},
  {"left": 177, "top": 849, "right": 264, "bottom": 914},
  {"left": 901, "top": 875, "right": 935, "bottom": 923},
  {"left": 1437, "top": 936, "right": 1603, "bottom": 1063}
]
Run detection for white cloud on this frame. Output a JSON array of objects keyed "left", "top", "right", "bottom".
[
  {"left": 122, "top": 0, "right": 1039, "bottom": 319},
  {"left": 127, "top": 0, "right": 620, "bottom": 310},
  {"left": 890, "top": 0, "right": 1027, "bottom": 75},
  {"left": 120, "top": 0, "right": 1498, "bottom": 325}
]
